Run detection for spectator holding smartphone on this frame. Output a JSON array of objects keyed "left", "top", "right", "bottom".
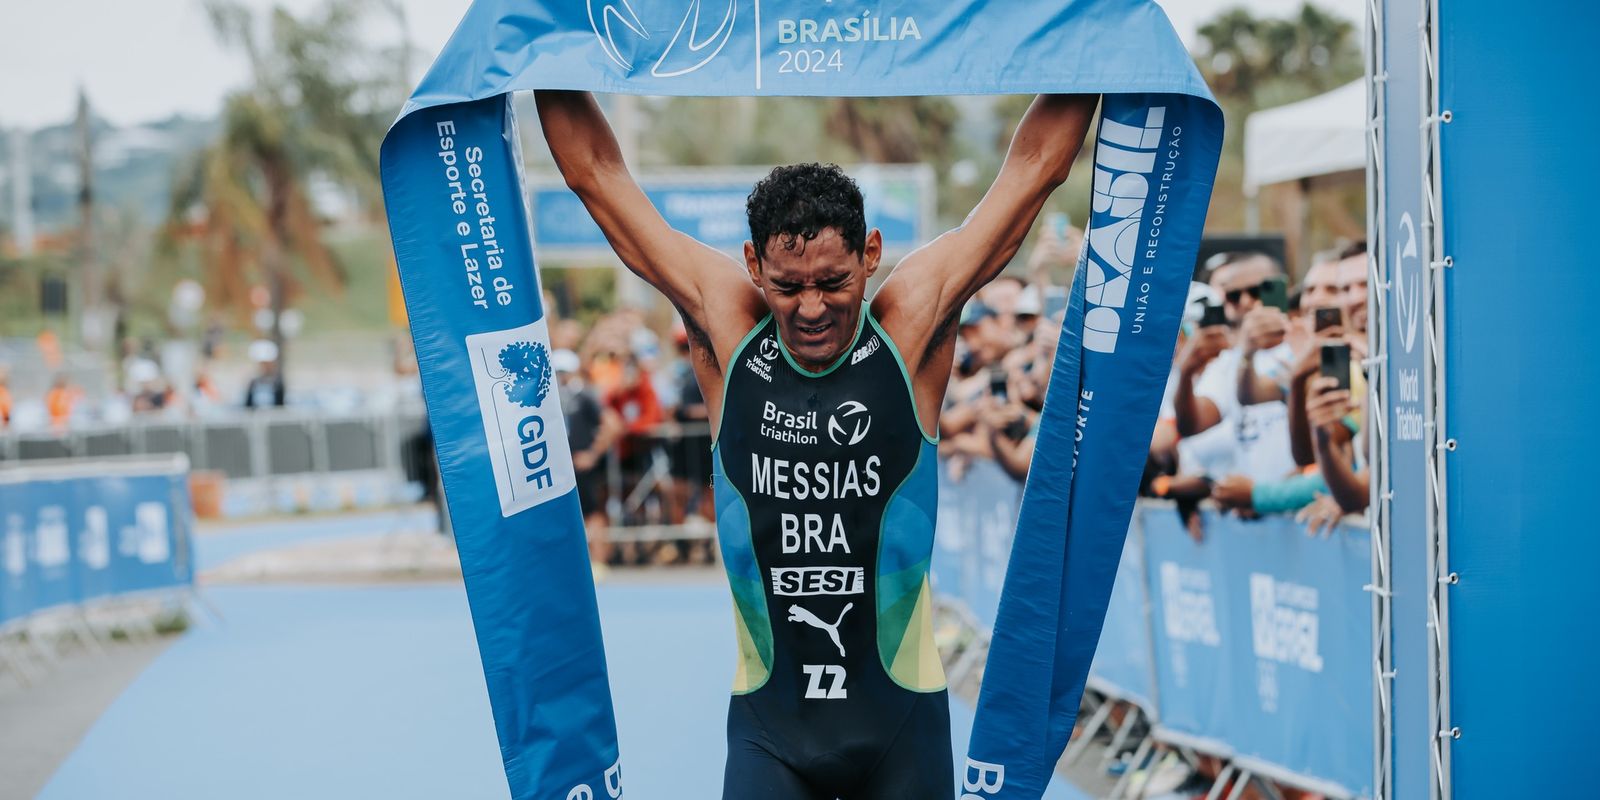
[
  {"left": 1307, "top": 356, "right": 1369, "bottom": 514},
  {"left": 982, "top": 317, "right": 1059, "bottom": 482},
  {"left": 1172, "top": 253, "right": 1298, "bottom": 494},
  {"left": 1174, "top": 252, "right": 1294, "bottom": 436}
]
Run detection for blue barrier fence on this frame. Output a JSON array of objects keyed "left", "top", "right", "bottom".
[
  {"left": 932, "top": 459, "right": 1373, "bottom": 798},
  {"left": 0, "top": 456, "right": 195, "bottom": 629}
]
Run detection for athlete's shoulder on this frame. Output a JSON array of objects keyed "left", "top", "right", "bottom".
[{"left": 869, "top": 279, "right": 946, "bottom": 364}]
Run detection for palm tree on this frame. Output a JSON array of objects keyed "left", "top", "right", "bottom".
[{"left": 163, "top": 0, "right": 407, "bottom": 366}]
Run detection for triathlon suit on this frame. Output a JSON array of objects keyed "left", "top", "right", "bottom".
[{"left": 713, "top": 307, "right": 951, "bottom": 799}]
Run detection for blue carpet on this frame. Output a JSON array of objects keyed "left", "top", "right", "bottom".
[
  {"left": 195, "top": 509, "right": 439, "bottom": 573},
  {"left": 42, "top": 577, "right": 1087, "bottom": 798}
]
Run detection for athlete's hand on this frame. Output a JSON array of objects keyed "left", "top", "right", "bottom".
[{"left": 572, "top": 448, "right": 601, "bottom": 472}]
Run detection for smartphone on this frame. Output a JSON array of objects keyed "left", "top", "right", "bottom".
[
  {"left": 1002, "top": 417, "right": 1030, "bottom": 441},
  {"left": 1320, "top": 342, "right": 1352, "bottom": 390},
  {"left": 1314, "top": 307, "right": 1343, "bottom": 333},
  {"left": 988, "top": 368, "right": 1009, "bottom": 401},
  {"left": 1199, "top": 303, "right": 1228, "bottom": 328},
  {"left": 1258, "top": 275, "right": 1289, "bottom": 311}
]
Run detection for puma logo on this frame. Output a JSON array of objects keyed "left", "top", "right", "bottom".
[{"left": 788, "top": 603, "right": 852, "bottom": 658}]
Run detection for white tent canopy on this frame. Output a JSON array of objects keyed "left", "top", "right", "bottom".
[{"left": 1243, "top": 79, "right": 1365, "bottom": 195}]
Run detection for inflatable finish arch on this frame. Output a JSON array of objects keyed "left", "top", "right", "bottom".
[{"left": 379, "top": 2, "right": 1221, "bottom": 797}]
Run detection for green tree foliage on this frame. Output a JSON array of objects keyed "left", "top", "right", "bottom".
[
  {"left": 1192, "top": 3, "right": 1364, "bottom": 233},
  {"left": 1197, "top": 3, "right": 1361, "bottom": 107},
  {"left": 161, "top": 0, "right": 408, "bottom": 348}
]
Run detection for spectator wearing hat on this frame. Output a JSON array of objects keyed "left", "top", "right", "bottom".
[
  {"left": 1013, "top": 284, "right": 1045, "bottom": 341},
  {"left": 129, "top": 360, "right": 175, "bottom": 415},
  {"left": 938, "top": 299, "right": 1009, "bottom": 461},
  {"left": 957, "top": 299, "right": 1009, "bottom": 370},
  {"left": 243, "top": 340, "right": 286, "bottom": 409},
  {"left": 1172, "top": 253, "right": 1298, "bottom": 490}
]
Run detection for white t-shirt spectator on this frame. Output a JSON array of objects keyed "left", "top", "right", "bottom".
[
  {"left": 1177, "top": 400, "right": 1297, "bottom": 483},
  {"left": 1192, "top": 343, "right": 1294, "bottom": 423},
  {"left": 1176, "top": 343, "right": 1298, "bottom": 484}
]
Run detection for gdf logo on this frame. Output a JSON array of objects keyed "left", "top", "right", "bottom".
[
  {"left": 587, "top": 0, "right": 737, "bottom": 78},
  {"left": 759, "top": 337, "right": 781, "bottom": 361},
  {"left": 497, "top": 341, "right": 553, "bottom": 408},
  {"left": 467, "top": 321, "right": 578, "bottom": 518},
  {"left": 828, "top": 400, "right": 871, "bottom": 446}
]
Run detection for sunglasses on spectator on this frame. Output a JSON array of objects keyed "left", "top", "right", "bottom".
[{"left": 1224, "top": 282, "right": 1267, "bottom": 304}]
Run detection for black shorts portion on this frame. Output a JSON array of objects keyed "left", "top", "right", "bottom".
[
  {"left": 575, "top": 467, "right": 605, "bottom": 517},
  {"left": 666, "top": 432, "right": 714, "bottom": 482},
  {"left": 722, "top": 690, "right": 953, "bottom": 800}
]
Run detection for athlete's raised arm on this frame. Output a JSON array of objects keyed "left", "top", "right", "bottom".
[
  {"left": 874, "top": 94, "right": 1098, "bottom": 385},
  {"left": 534, "top": 91, "right": 764, "bottom": 357}
]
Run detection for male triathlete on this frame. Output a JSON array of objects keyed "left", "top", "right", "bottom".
[{"left": 536, "top": 90, "right": 1096, "bottom": 799}]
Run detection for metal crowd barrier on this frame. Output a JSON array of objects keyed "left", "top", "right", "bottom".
[
  {"left": 930, "top": 457, "right": 1374, "bottom": 799},
  {"left": 0, "top": 407, "right": 430, "bottom": 480},
  {"left": 601, "top": 421, "right": 717, "bottom": 545}
]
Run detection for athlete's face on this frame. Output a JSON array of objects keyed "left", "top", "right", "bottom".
[{"left": 746, "top": 227, "right": 882, "bottom": 371}]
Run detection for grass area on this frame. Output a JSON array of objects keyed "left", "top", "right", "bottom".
[{"left": 299, "top": 227, "right": 399, "bottom": 334}]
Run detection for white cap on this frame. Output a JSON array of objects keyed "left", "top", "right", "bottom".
[
  {"left": 1015, "top": 285, "right": 1043, "bottom": 316},
  {"left": 128, "top": 359, "right": 161, "bottom": 384},
  {"left": 551, "top": 349, "right": 581, "bottom": 374},
  {"left": 1182, "top": 281, "right": 1221, "bottom": 326},
  {"left": 248, "top": 339, "right": 279, "bottom": 363}
]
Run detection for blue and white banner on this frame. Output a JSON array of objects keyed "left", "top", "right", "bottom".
[
  {"left": 1142, "top": 508, "right": 1372, "bottom": 797},
  {"left": 532, "top": 167, "right": 933, "bottom": 257},
  {"left": 963, "top": 61, "right": 1221, "bottom": 800},
  {"left": 0, "top": 460, "right": 193, "bottom": 627},
  {"left": 381, "top": 2, "right": 1219, "bottom": 797}
]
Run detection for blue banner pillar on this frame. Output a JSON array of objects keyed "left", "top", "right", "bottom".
[{"left": 1436, "top": 2, "right": 1600, "bottom": 797}]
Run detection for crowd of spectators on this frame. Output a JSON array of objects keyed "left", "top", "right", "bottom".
[
  {"left": 546, "top": 307, "right": 717, "bottom": 567},
  {"left": 1, "top": 226, "right": 1371, "bottom": 557},
  {"left": 920, "top": 225, "right": 1372, "bottom": 540},
  {"left": 0, "top": 333, "right": 422, "bottom": 433},
  {"left": 540, "top": 220, "right": 1372, "bottom": 569},
  {"left": 1149, "top": 242, "right": 1371, "bottom": 538}
]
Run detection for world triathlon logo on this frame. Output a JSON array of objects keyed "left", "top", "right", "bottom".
[
  {"left": 587, "top": 0, "right": 737, "bottom": 78},
  {"left": 1393, "top": 212, "right": 1420, "bottom": 354},
  {"left": 759, "top": 337, "right": 781, "bottom": 361},
  {"left": 497, "top": 341, "right": 553, "bottom": 408}
]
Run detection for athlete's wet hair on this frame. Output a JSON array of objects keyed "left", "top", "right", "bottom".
[{"left": 746, "top": 163, "right": 866, "bottom": 262}]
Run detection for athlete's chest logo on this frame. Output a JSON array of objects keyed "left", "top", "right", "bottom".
[
  {"left": 827, "top": 400, "right": 872, "bottom": 446},
  {"left": 789, "top": 602, "right": 853, "bottom": 657}
]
